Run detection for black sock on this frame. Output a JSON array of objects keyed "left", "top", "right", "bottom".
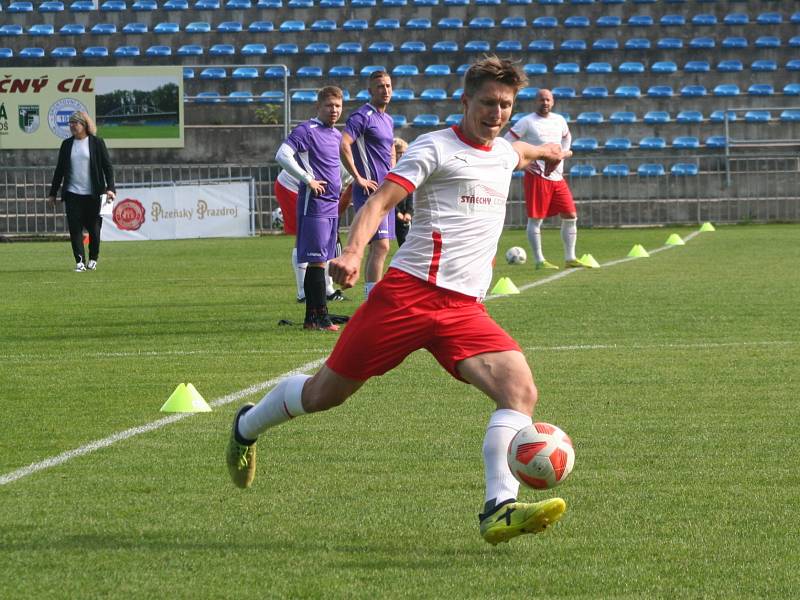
[{"left": 304, "top": 266, "right": 327, "bottom": 322}]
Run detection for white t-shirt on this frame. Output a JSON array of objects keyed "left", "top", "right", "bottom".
[
  {"left": 67, "top": 136, "right": 92, "bottom": 195},
  {"left": 276, "top": 169, "right": 300, "bottom": 193},
  {"left": 386, "top": 126, "right": 520, "bottom": 299},
  {"left": 507, "top": 112, "right": 571, "bottom": 181}
]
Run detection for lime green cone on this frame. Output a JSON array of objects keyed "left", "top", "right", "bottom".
[
  {"left": 627, "top": 244, "right": 650, "bottom": 258},
  {"left": 699, "top": 222, "right": 716, "bottom": 232},
  {"left": 579, "top": 254, "right": 600, "bottom": 268},
  {"left": 665, "top": 233, "right": 685, "bottom": 246},
  {"left": 161, "top": 383, "right": 212, "bottom": 413},
  {"left": 491, "top": 277, "right": 520, "bottom": 295}
]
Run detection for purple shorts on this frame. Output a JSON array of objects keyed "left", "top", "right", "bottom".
[{"left": 296, "top": 215, "right": 338, "bottom": 264}]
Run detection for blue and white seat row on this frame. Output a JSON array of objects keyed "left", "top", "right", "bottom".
[
  {"left": 571, "top": 109, "right": 800, "bottom": 123},
  {"left": 568, "top": 163, "right": 703, "bottom": 177}
]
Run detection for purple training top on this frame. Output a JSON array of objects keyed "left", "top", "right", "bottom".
[
  {"left": 344, "top": 103, "right": 394, "bottom": 206},
  {"left": 285, "top": 117, "right": 343, "bottom": 218}
]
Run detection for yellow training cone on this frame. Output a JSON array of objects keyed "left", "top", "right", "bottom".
[
  {"left": 627, "top": 244, "right": 650, "bottom": 258},
  {"left": 665, "top": 233, "right": 685, "bottom": 246},
  {"left": 699, "top": 222, "right": 716, "bottom": 232},
  {"left": 579, "top": 254, "right": 601, "bottom": 268},
  {"left": 491, "top": 277, "right": 520, "bottom": 295},
  {"left": 160, "top": 383, "right": 212, "bottom": 413}
]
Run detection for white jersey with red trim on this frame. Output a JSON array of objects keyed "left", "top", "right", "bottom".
[
  {"left": 386, "top": 126, "right": 520, "bottom": 299},
  {"left": 506, "top": 112, "right": 571, "bottom": 181}
]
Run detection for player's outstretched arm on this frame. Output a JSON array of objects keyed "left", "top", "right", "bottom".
[
  {"left": 329, "top": 180, "right": 408, "bottom": 289},
  {"left": 512, "top": 141, "right": 565, "bottom": 173}
]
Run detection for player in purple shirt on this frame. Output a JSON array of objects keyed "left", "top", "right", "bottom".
[
  {"left": 276, "top": 86, "right": 344, "bottom": 331},
  {"left": 340, "top": 70, "right": 396, "bottom": 299}
]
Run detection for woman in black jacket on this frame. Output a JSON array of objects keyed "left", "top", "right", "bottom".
[{"left": 47, "top": 111, "right": 116, "bottom": 272}]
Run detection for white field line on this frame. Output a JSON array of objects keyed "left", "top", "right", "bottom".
[
  {"left": 524, "top": 340, "right": 797, "bottom": 352},
  {"left": 0, "top": 231, "right": 704, "bottom": 486}
]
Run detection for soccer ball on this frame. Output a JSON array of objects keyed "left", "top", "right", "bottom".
[
  {"left": 271, "top": 207, "right": 284, "bottom": 229},
  {"left": 507, "top": 422, "right": 575, "bottom": 489},
  {"left": 505, "top": 246, "right": 527, "bottom": 265}
]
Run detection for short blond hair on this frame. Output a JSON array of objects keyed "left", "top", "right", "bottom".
[
  {"left": 69, "top": 111, "right": 97, "bottom": 136},
  {"left": 463, "top": 55, "right": 527, "bottom": 98},
  {"left": 393, "top": 138, "right": 408, "bottom": 155}
]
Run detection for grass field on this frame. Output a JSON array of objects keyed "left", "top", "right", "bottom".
[
  {"left": 97, "top": 124, "right": 181, "bottom": 139},
  {"left": 2, "top": 224, "right": 799, "bottom": 599}
]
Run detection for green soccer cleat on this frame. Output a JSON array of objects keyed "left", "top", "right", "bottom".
[
  {"left": 480, "top": 498, "right": 567, "bottom": 545},
  {"left": 535, "top": 260, "right": 559, "bottom": 271},
  {"left": 226, "top": 403, "right": 257, "bottom": 488},
  {"left": 564, "top": 259, "right": 587, "bottom": 269}
]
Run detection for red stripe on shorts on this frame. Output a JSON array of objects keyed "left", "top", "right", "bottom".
[{"left": 428, "top": 230, "right": 442, "bottom": 284}]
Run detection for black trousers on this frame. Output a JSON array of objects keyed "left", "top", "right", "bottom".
[{"left": 64, "top": 191, "right": 102, "bottom": 263}]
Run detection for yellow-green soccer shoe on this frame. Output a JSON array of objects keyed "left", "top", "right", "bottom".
[
  {"left": 226, "top": 403, "right": 256, "bottom": 488},
  {"left": 480, "top": 498, "right": 567, "bottom": 545}
]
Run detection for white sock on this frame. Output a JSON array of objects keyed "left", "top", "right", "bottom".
[
  {"left": 561, "top": 218, "right": 578, "bottom": 262},
  {"left": 364, "top": 282, "right": 376, "bottom": 299},
  {"left": 324, "top": 263, "right": 335, "bottom": 296},
  {"left": 526, "top": 218, "right": 545, "bottom": 263},
  {"left": 238, "top": 374, "right": 310, "bottom": 440},
  {"left": 292, "top": 248, "right": 307, "bottom": 300},
  {"left": 483, "top": 408, "right": 531, "bottom": 505}
]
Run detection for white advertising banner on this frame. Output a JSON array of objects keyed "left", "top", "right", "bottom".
[{"left": 101, "top": 182, "right": 251, "bottom": 241}]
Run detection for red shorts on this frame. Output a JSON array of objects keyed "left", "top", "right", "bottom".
[
  {"left": 275, "top": 180, "right": 298, "bottom": 235},
  {"left": 523, "top": 172, "right": 576, "bottom": 219},
  {"left": 326, "top": 268, "right": 521, "bottom": 381}
]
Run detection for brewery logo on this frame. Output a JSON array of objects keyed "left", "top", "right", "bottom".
[
  {"left": 113, "top": 198, "right": 146, "bottom": 231},
  {"left": 18, "top": 105, "right": 40, "bottom": 134},
  {"left": 47, "top": 98, "right": 88, "bottom": 139}
]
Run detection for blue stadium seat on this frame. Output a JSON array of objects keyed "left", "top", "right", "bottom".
[
  {"left": 619, "top": 62, "right": 644, "bottom": 73},
  {"left": 780, "top": 109, "right": 800, "bottom": 122},
  {"left": 343, "top": 19, "right": 368, "bottom": 31},
  {"left": 722, "top": 36, "right": 747, "bottom": 49},
  {"left": 280, "top": 20, "right": 304, "bottom": 32},
  {"left": 420, "top": 88, "right": 447, "bottom": 100},
  {"left": 572, "top": 138, "right": 598, "bottom": 151},
  {"left": 178, "top": 44, "right": 203, "bottom": 55},
  {"left": 194, "top": 0, "right": 221, "bottom": 9},
  {"left": 652, "top": 61, "right": 677, "bottom": 73},
  {"left": 451, "top": 88, "right": 464, "bottom": 100},
  {"left": 390, "top": 114, "right": 407, "bottom": 128},
  {"left": 438, "top": 18, "right": 462, "bottom": 29},
  {"left": 723, "top": 12, "right": 748, "bottom": 25},
  {"left": 680, "top": 85, "right": 706, "bottom": 97},
  {"left": 522, "top": 64, "right": 546, "bottom": 76},
  {"left": 444, "top": 114, "right": 463, "bottom": 126},
  {"left": 690, "top": 37, "right": 715, "bottom": 49},
  {"left": 272, "top": 43, "right": 298, "bottom": 54},
  {"left": 684, "top": 60, "right": 710, "bottom": 73},
  {"left": 265, "top": 66, "right": 289, "bottom": 78},
  {"left": 305, "top": 43, "right": 330, "bottom": 54},
  {"left": 256, "top": 0, "right": 280, "bottom": 6},
  {"left": 400, "top": 41, "right": 426, "bottom": 53},
  {"left": 528, "top": 40, "right": 554, "bottom": 51},
  {"left": 311, "top": 19, "right": 335, "bottom": 31},
  {"left": 351, "top": 0, "right": 375, "bottom": 5},
  {"left": 532, "top": 16, "right": 558, "bottom": 28},
  {"left": 52, "top": 46, "right": 77, "bottom": 57},
  {"left": 748, "top": 84, "right": 773, "bottom": 96},
  {"left": 424, "top": 64, "right": 451, "bottom": 76},
  {"left": 639, "top": 137, "right": 666, "bottom": 150},
  {"left": 1, "top": 24, "right": 24, "bottom": 35},
  {"left": 209, "top": 44, "right": 235, "bottom": 55},
  {"left": 717, "top": 60, "right": 743, "bottom": 72},
  {"left": 406, "top": 18, "right": 432, "bottom": 29},
  {"left": 132, "top": 0, "right": 157, "bottom": 8},
  {"left": 83, "top": 46, "right": 110, "bottom": 57},
  {"left": 596, "top": 15, "right": 621, "bottom": 27},
  {"left": 672, "top": 136, "right": 700, "bottom": 149},
  {"left": 329, "top": 65, "right": 355, "bottom": 77},
  {"left": 354, "top": 89, "right": 370, "bottom": 101},
  {"left": 691, "top": 13, "right": 717, "bottom": 26},
  {"left": 393, "top": 64, "right": 419, "bottom": 76},
  {"left": 291, "top": 90, "right": 318, "bottom": 103},
  {"left": 413, "top": 0, "right": 437, "bottom": 5},
  {"left": 757, "top": 12, "right": 782, "bottom": 25},
  {"left": 709, "top": 110, "right": 736, "bottom": 122},
  {"left": 586, "top": 62, "right": 612, "bottom": 74},
  {"left": 593, "top": 38, "right": 618, "bottom": 50},
  {"left": 577, "top": 112, "right": 603, "bottom": 124},
  {"left": 296, "top": 66, "right": 322, "bottom": 77},
  {"left": 115, "top": 45, "right": 141, "bottom": 56},
  {"left": 154, "top": 22, "right": 180, "bottom": 34},
  {"left": 163, "top": 0, "right": 188, "bottom": 8},
  {"left": 603, "top": 164, "right": 629, "bottom": 177},
  {"left": 20, "top": 47, "right": 46, "bottom": 58},
  {"left": 553, "top": 87, "right": 576, "bottom": 99},
  {"left": 196, "top": 92, "right": 222, "bottom": 104},
  {"left": 147, "top": 44, "right": 173, "bottom": 56},
  {"left": 336, "top": 42, "right": 362, "bottom": 53},
  {"left": 615, "top": 86, "right": 640, "bottom": 98},
  {"left": 751, "top": 60, "right": 777, "bottom": 72},
  {"left": 368, "top": 42, "right": 394, "bottom": 53},
  {"left": 393, "top": 89, "right": 415, "bottom": 101},
  {"left": 226, "top": 0, "right": 251, "bottom": 6},
  {"left": 554, "top": 62, "right": 579, "bottom": 74},
  {"left": 671, "top": 163, "right": 698, "bottom": 176},
  {"left": 676, "top": 110, "right": 703, "bottom": 123},
  {"left": 786, "top": 60, "right": 800, "bottom": 71},
  {"left": 29, "top": 24, "right": 56, "bottom": 36},
  {"left": 569, "top": 165, "right": 596, "bottom": 177},
  {"left": 260, "top": 91, "right": 284, "bottom": 104},
  {"left": 241, "top": 43, "right": 267, "bottom": 55},
  {"left": 744, "top": 110, "right": 770, "bottom": 122},
  {"left": 0, "top": 49, "right": 15, "bottom": 58},
  {"left": 502, "top": 16, "right": 526, "bottom": 28},
  {"left": 7, "top": 0, "right": 33, "bottom": 8},
  {"left": 456, "top": 64, "right": 470, "bottom": 75},
  {"left": 385, "top": 0, "right": 407, "bottom": 5},
  {"left": 784, "top": 84, "right": 800, "bottom": 96},
  {"left": 517, "top": 87, "right": 539, "bottom": 100},
  {"left": 360, "top": 65, "right": 386, "bottom": 77},
  {"left": 432, "top": 40, "right": 458, "bottom": 54},
  {"left": 289, "top": 0, "right": 313, "bottom": 6},
  {"left": 755, "top": 36, "right": 780, "bottom": 49},
  {"left": 647, "top": 86, "right": 673, "bottom": 97},
  {"left": 605, "top": 137, "right": 632, "bottom": 151},
  {"left": 40, "top": 1, "right": 65, "bottom": 10},
  {"left": 249, "top": 21, "right": 274, "bottom": 32},
  {"left": 582, "top": 86, "right": 608, "bottom": 98},
  {"left": 201, "top": 67, "right": 227, "bottom": 79},
  {"left": 628, "top": 15, "right": 653, "bottom": 27},
  {"left": 638, "top": 164, "right": 665, "bottom": 177},
  {"left": 705, "top": 136, "right": 728, "bottom": 149},
  {"left": 713, "top": 84, "right": 740, "bottom": 96},
  {"left": 660, "top": 14, "right": 684, "bottom": 26},
  {"left": 375, "top": 18, "right": 400, "bottom": 30},
  {"left": 217, "top": 21, "right": 243, "bottom": 32},
  {"left": 625, "top": 38, "right": 651, "bottom": 50},
  {"left": 792, "top": 12, "right": 800, "bottom": 25},
  {"left": 444, "top": 0, "right": 467, "bottom": 4},
  {"left": 412, "top": 114, "right": 440, "bottom": 127},
  {"left": 644, "top": 111, "right": 670, "bottom": 124},
  {"left": 790, "top": 36, "right": 800, "bottom": 48},
  {"left": 69, "top": 0, "right": 94, "bottom": 10},
  {"left": 657, "top": 37, "right": 683, "bottom": 49},
  {"left": 466, "top": 40, "right": 492, "bottom": 52},
  {"left": 469, "top": 17, "right": 495, "bottom": 29},
  {"left": 185, "top": 22, "right": 211, "bottom": 32},
  {"left": 564, "top": 16, "right": 589, "bottom": 28},
  {"left": 561, "top": 39, "right": 587, "bottom": 51},
  {"left": 495, "top": 40, "right": 522, "bottom": 52}
]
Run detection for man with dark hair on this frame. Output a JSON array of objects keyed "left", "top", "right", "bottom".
[
  {"left": 340, "top": 70, "right": 395, "bottom": 299},
  {"left": 275, "top": 86, "right": 344, "bottom": 331},
  {"left": 227, "top": 58, "right": 568, "bottom": 545}
]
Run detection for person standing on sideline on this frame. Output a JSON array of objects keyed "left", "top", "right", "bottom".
[
  {"left": 227, "top": 57, "right": 568, "bottom": 545},
  {"left": 275, "top": 86, "right": 345, "bottom": 331},
  {"left": 505, "top": 89, "right": 584, "bottom": 270},
  {"left": 392, "top": 138, "right": 413, "bottom": 247},
  {"left": 340, "top": 70, "right": 395, "bottom": 298},
  {"left": 47, "top": 111, "right": 115, "bottom": 272}
]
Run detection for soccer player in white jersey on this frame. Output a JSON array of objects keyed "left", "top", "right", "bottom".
[
  {"left": 505, "top": 88, "right": 584, "bottom": 270},
  {"left": 227, "top": 57, "right": 568, "bottom": 545}
]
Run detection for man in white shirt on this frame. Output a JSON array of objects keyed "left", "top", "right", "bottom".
[
  {"left": 226, "top": 57, "right": 568, "bottom": 546},
  {"left": 505, "top": 89, "right": 585, "bottom": 270}
]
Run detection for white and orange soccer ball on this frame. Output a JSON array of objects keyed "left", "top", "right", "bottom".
[
  {"left": 507, "top": 422, "right": 575, "bottom": 489},
  {"left": 505, "top": 246, "right": 527, "bottom": 264}
]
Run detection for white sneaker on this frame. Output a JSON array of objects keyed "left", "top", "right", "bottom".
[
  {"left": 87, "top": 260, "right": 97, "bottom": 270},
  {"left": 75, "top": 262, "right": 86, "bottom": 272}
]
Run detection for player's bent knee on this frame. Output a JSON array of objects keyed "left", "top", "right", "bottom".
[{"left": 302, "top": 365, "right": 364, "bottom": 413}]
